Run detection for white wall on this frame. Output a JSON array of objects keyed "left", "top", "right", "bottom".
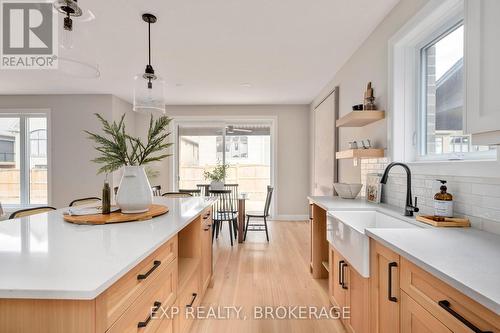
[
  {"left": 0, "top": 94, "right": 135, "bottom": 208},
  {"left": 152, "top": 105, "right": 310, "bottom": 218},
  {"left": 310, "top": 0, "right": 429, "bottom": 184}
]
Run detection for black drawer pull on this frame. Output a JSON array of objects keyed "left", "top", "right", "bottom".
[
  {"left": 203, "top": 212, "right": 211, "bottom": 219},
  {"left": 186, "top": 293, "right": 198, "bottom": 308},
  {"left": 341, "top": 262, "right": 348, "bottom": 290},
  {"left": 438, "top": 300, "right": 492, "bottom": 333},
  {"left": 388, "top": 262, "right": 397, "bottom": 302},
  {"left": 137, "top": 260, "right": 161, "bottom": 280},
  {"left": 203, "top": 224, "right": 212, "bottom": 231},
  {"left": 137, "top": 301, "right": 161, "bottom": 328},
  {"left": 338, "top": 260, "right": 345, "bottom": 286}
]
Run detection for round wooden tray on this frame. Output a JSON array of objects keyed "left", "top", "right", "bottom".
[{"left": 63, "top": 204, "right": 169, "bottom": 225}]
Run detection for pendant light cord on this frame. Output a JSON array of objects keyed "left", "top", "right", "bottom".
[{"left": 148, "top": 20, "right": 151, "bottom": 66}]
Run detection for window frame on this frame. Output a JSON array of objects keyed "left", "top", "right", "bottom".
[
  {"left": 388, "top": 0, "right": 499, "bottom": 175},
  {"left": 0, "top": 109, "right": 51, "bottom": 209}
]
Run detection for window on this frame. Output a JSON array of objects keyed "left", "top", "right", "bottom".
[
  {"left": 0, "top": 113, "right": 48, "bottom": 206},
  {"left": 176, "top": 121, "right": 273, "bottom": 212},
  {"left": 419, "top": 23, "right": 495, "bottom": 160}
]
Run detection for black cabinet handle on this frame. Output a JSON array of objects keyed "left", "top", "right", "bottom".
[
  {"left": 186, "top": 293, "right": 198, "bottom": 308},
  {"left": 438, "top": 300, "right": 492, "bottom": 333},
  {"left": 388, "top": 262, "right": 398, "bottom": 302},
  {"left": 137, "top": 260, "right": 161, "bottom": 280},
  {"left": 203, "top": 212, "right": 211, "bottom": 219},
  {"left": 338, "top": 260, "right": 345, "bottom": 286},
  {"left": 309, "top": 204, "right": 313, "bottom": 221},
  {"left": 341, "top": 262, "right": 348, "bottom": 290},
  {"left": 137, "top": 301, "right": 162, "bottom": 328}
]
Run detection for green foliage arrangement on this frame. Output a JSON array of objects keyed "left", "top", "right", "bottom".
[
  {"left": 203, "top": 162, "right": 230, "bottom": 182},
  {"left": 85, "top": 113, "right": 172, "bottom": 174}
]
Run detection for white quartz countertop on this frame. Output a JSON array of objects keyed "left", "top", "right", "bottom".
[
  {"left": 309, "top": 195, "right": 500, "bottom": 315},
  {"left": 0, "top": 197, "right": 216, "bottom": 300}
]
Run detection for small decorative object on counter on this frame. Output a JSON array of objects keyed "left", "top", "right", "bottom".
[
  {"left": 86, "top": 113, "right": 172, "bottom": 214},
  {"left": 366, "top": 173, "right": 382, "bottom": 203},
  {"left": 364, "top": 82, "right": 376, "bottom": 110},
  {"left": 434, "top": 179, "right": 453, "bottom": 217},
  {"left": 333, "top": 183, "right": 363, "bottom": 199},
  {"left": 361, "top": 139, "right": 372, "bottom": 149},
  {"left": 348, "top": 141, "right": 359, "bottom": 149},
  {"left": 352, "top": 104, "right": 364, "bottom": 111},
  {"left": 102, "top": 177, "right": 111, "bottom": 214}
]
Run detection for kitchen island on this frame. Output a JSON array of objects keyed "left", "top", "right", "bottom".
[{"left": 0, "top": 196, "right": 216, "bottom": 333}]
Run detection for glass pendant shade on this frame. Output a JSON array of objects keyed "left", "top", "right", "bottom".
[{"left": 133, "top": 74, "right": 166, "bottom": 114}]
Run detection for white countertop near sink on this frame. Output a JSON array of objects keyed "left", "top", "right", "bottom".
[
  {"left": 0, "top": 196, "right": 216, "bottom": 300},
  {"left": 308, "top": 195, "right": 500, "bottom": 315}
]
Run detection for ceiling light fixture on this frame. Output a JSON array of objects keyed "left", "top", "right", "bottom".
[
  {"left": 133, "top": 13, "right": 166, "bottom": 114},
  {"left": 53, "top": 0, "right": 82, "bottom": 49}
]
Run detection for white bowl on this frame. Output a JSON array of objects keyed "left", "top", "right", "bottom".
[{"left": 333, "top": 183, "right": 363, "bottom": 199}]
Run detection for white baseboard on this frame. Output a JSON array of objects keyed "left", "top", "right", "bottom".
[{"left": 270, "top": 215, "right": 309, "bottom": 221}]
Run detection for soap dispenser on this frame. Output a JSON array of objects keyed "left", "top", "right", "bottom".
[{"left": 434, "top": 180, "right": 453, "bottom": 217}]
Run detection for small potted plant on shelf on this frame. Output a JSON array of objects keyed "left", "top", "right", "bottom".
[
  {"left": 203, "top": 162, "right": 229, "bottom": 190},
  {"left": 86, "top": 113, "right": 172, "bottom": 213}
]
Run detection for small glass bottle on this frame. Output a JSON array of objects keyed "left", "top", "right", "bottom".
[
  {"left": 102, "top": 178, "right": 111, "bottom": 214},
  {"left": 434, "top": 180, "right": 453, "bottom": 217}
]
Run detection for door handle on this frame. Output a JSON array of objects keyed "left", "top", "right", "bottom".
[
  {"left": 341, "top": 262, "right": 348, "bottom": 290},
  {"left": 137, "top": 301, "right": 161, "bottom": 328},
  {"left": 137, "top": 260, "right": 161, "bottom": 280},
  {"left": 438, "top": 300, "right": 492, "bottom": 333},
  {"left": 388, "top": 262, "right": 398, "bottom": 302},
  {"left": 186, "top": 293, "right": 198, "bottom": 308},
  {"left": 338, "top": 260, "right": 345, "bottom": 286}
]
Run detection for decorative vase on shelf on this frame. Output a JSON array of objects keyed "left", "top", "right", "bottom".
[
  {"left": 116, "top": 166, "right": 153, "bottom": 214},
  {"left": 210, "top": 180, "right": 224, "bottom": 190}
]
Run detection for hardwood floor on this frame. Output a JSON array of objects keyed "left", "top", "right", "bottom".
[{"left": 189, "top": 220, "right": 346, "bottom": 333}]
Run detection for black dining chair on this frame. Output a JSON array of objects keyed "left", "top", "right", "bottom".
[
  {"left": 9, "top": 206, "right": 57, "bottom": 219},
  {"left": 179, "top": 189, "right": 202, "bottom": 196},
  {"left": 224, "top": 184, "right": 239, "bottom": 212},
  {"left": 209, "top": 189, "right": 238, "bottom": 246},
  {"left": 151, "top": 185, "right": 162, "bottom": 196},
  {"left": 162, "top": 192, "right": 193, "bottom": 198},
  {"left": 197, "top": 184, "right": 211, "bottom": 196},
  {"left": 244, "top": 186, "right": 273, "bottom": 242},
  {"left": 69, "top": 197, "right": 101, "bottom": 207}
]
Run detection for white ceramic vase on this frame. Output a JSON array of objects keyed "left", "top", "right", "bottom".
[{"left": 116, "top": 166, "right": 153, "bottom": 214}]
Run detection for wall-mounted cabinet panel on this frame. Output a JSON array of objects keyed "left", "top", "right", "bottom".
[{"left": 465, "top": 0, "right": 500, "bottom": 144}]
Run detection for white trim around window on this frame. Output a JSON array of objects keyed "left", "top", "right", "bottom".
[
  {"left": 0, "top": 109, "right": 52, "bottom": 209},
  {"left": 387, "top": 0, "right": 500, "bottom": 177}
]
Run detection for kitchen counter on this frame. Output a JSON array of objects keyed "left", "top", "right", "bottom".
[
  {"left": 308, "top": 195, "right": 500, "bottom": 315},
  {"left": 367, "top": 228, "right": 500, "bottom": 315},
  {"left": 0, "top": 196, "right": 216, "bottom": 300}
]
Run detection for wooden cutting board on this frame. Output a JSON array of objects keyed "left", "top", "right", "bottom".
[
  {"left": 63, "top": 204, "right": 169, "bottom": 225},
  {"left": 416, "top": 215, "right": 470, "bottom": 227}
]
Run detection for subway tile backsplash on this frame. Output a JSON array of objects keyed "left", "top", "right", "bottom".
[{"left": 361, "top": 158, "right": 500, "bottom": 235}]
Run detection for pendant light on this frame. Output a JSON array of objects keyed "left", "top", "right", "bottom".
[
  {"left": 53, "top": 0, "right": 82, "bottom": 49},
  {"left": 133, "top": 13, "right": 166, "bottom": 114},
  {"left": 53, "top": 0, "right": 100, "bottom": 78}
]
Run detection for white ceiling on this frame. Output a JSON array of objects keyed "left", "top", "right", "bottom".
[{"left": 0, "top": 0, "right": 399, "bottom": 105}]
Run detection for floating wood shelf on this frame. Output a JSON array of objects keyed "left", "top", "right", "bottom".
[
  {"left": 336, "top": 110, "right": 385, "bottom": 127},
  {"left": 336, "top": 148, "right": 385, "bottom": 160}
]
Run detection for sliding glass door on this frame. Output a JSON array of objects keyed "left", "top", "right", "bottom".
[{"left": 177, "top": 121, "right": 272, "bottom": 212}]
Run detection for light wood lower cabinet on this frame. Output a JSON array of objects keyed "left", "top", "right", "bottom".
[
  {"left": 370, "top": 240, "right": 400, "bottom": 333},
  {"left": 370, "top": 240, "right": 500, "bottom": 333},
  {"left": 329, "top": 244, "right": 369, "bottom": 333},
  {"left": 401, "top": 291, "right": 452, "bottom": 333},
  {"left": 200, "top": 207, "right": 213, "bottom": 292}
]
